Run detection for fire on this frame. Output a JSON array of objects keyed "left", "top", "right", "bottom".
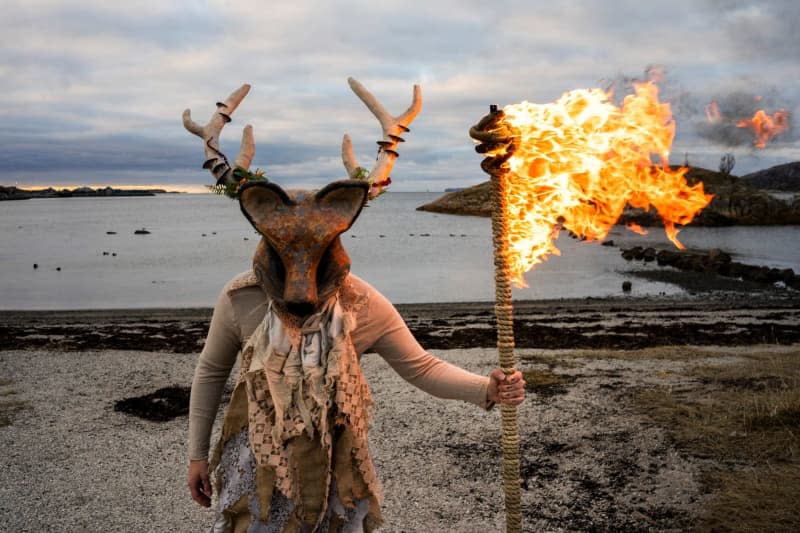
[
  {"left": 625, "top": 222, "right": 648, "bottom": 235},
  {"left": 736, "top": 109, "right": 790, "bottom": 148},
  {"left": 494, "top": 81, "right": 712, "bottom": 286}
]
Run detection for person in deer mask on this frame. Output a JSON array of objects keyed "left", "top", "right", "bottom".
[{"left": 184, "top": 80, "right": 526, "bottom": 532}]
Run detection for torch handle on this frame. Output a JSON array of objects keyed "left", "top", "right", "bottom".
[{"left": 490, "top": 172, "right": 523, "bottom": 533}]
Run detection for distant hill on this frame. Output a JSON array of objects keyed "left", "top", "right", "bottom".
[
  {"left": 741, "top": 161, "right": 800, "bottom": 192},
  {"left": 417, "top": 166, "right": 800, "bottom": 226},
  {"left": 0, "top": 186, "right": 169, "bottom": 201}
]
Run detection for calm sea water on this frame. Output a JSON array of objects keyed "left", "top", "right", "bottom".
[{"left": 1, "top": 193, "right": 798, "bottom": 310}]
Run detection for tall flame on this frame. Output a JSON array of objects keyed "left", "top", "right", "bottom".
[
  {"left": 494, "top": 81, "right": 712, "bottom": 286},
  {"left": 736, "top": 109, "right": 790, "bottom": 148}
]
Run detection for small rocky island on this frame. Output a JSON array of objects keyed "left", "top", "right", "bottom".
[
  {"left": 0, "top": 186, "right": 172, "bottom": 201},
  {"left": 418, "top": 162, "right": 800, "bottom": 226}
]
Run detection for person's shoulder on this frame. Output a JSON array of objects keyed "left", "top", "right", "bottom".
[
  {"left": 345, "top": 274, "right": 396, "bottom": 315},
  {"left": 347, "top": 273, "right": 390, "bottom": 298},
  {"left": 224, "top": 270, "right": 260, "bottom": 294},
  {"left": 218, "top": 270, "right": 267, "bottom": 324}
]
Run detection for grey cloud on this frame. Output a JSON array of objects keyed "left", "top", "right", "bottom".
[
  {"left": 2, "top": 1, "right": 799, "bottom": 191},
  {"left": 708, "top": 0, "right": 800, "bottom": 60},
  {"left": 6, "top": 3, "right": 220, "bottom": 51}
]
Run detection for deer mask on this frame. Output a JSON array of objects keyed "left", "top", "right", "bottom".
[{"left": 183, "top": 79, "right": 422, "bottom": 317}]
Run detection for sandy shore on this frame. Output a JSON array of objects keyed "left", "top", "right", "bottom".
[{"left": 1, "top": 292, "right": 798, "bottom": 531}]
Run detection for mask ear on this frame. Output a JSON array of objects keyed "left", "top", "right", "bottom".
[
  {"left": 314, "top": 180, "right": 369, "bottom": 231},
  {"left": 239, "top": 181, "right": 295, "bottom": 234}
]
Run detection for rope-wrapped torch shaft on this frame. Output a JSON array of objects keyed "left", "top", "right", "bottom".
[
  {"left": 470, "top": 107, "right": 522, "bottom": 533},
  {"left": 492, "top": 170, "right": 523, "bottom": 533}
]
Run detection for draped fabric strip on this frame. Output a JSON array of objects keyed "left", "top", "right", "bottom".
[{"left": 209, "top": 280, "right": 382, "bottom": 531}]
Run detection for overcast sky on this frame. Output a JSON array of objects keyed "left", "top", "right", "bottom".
[{"left": 2, "top": 0, "right": 798, "bottom": 191}]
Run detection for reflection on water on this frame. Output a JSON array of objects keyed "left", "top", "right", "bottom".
[{"left": 1, "top": 193, "right": 797, "bottom": 309}]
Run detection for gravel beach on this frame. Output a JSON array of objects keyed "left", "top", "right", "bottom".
[{"left": 1, "top": 292, "right": 798, "bottom": 531}]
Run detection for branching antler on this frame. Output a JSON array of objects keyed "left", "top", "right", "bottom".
[
  {"left": 183, "top": 84, "right": 255, "bottom": 186},
  {"left": 342, "top": 78, "right": 422, "bottom": 198}
]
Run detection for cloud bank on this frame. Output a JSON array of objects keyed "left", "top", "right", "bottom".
[{"left": 2, "top": 0, "right": 798, "bottom": 190}]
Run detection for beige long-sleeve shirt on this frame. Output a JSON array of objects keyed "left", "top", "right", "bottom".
[{"left": 189, "top": 273, "right": 490, "bottom": 460}]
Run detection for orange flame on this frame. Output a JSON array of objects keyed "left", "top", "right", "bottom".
[
  {"left": 494, "top": 81, "right": 712, "bottom": 286},
  {"left": 736, "top": 109, "right": 789, "bottom": 148},
  {"left": 625, "top": 222, "right": 648, "bottom": 235}
]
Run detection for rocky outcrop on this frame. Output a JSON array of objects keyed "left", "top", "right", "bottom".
[
  {"left": 418, "top": 166, "right": 800, "bottom": 225},
  {"left": 621, "top": 246, "right": 800, "bottom": 289},
  {"left": 417, "top": 181, "right": 493, "bottom": 217},
  {"left": 621, "top": 166, "right": 800, "bottom": 226}
]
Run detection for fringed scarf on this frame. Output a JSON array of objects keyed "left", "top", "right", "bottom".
[{"left": 209, "top": 279, "right": 382, "bottom": 532}]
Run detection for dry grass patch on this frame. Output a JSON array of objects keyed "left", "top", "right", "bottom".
[
  {"left": 699, "top": 465, "right": 800, "bottom": 533},
  {"left": 522, "top": 369, "right": 576, "bottom": 396},
  {"left": 633, "top": 348, "right": 800, "bottom": 531}
]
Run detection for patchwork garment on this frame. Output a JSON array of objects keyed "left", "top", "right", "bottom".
[{"left": 208, "top": 285, "right": 382, "bottom": 532}]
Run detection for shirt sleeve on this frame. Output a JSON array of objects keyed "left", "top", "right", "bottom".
[
  {"left": 358, "top": 285, "right": 491, "bottom": 409},
  {"left": 188, "top": 286, "right": 242, "bottom": 461}
]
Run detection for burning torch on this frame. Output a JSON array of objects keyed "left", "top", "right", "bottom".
[{"left": 470, "top": 82, "right": 712, "bottom": 533}]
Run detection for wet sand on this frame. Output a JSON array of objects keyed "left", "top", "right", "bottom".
[{"left": 2, "top": 289, "right": 799, "bottom": 353}]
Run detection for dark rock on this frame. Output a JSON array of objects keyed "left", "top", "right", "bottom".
[
  {"left": 622, "top": 281, "right": 632, "bottom": 292},
  {"left": 716, "top": 262, "right": 732, "bottom": 276},
  {"left": 134, "top": 228, "right": 151, "bottom": 235},
  {"left": 33, "top": 263, "right": 38, "bottom": 269},
  {"left": 56, "top": 267, "right": 61, "bottom": 271},
  {"left": 601, "top": 240, "right": 615, "bottom": 247},
  {"left": 622, "top": 243, "right": 800, "bottom": 290},
  {"left": 112, "top": 253, "right": 117, "bottom": 257},
  {"left": 102, "top": 252, "right": 109, "bottom": 256},
  {"left": 106, "top": 231, "right": 117, "bottom": 235},
  {"left": 656, "top": 250, "right": 679, "bottom": 266},
  {"left": 707, "top": 248, "right": 732, "bottom": 264}
]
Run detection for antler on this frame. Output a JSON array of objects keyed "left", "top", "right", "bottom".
[
  {"left": 183, "top": 84, "right": 255, "bottom": 186},
  {"left": 342, "top": 78, "right": 422, "bottom": 198}
]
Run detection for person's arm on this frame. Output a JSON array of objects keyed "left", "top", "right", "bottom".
[
  {"left": 358, "top": 286, "right": 494, "bottom": 408},
  {"left": 187, "top": 287, "right": 242, "bottom": 507}
]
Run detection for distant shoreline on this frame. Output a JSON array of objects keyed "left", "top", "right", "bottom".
[{"left": 0, "top": 185, "right": 182, "bottom": 201}]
